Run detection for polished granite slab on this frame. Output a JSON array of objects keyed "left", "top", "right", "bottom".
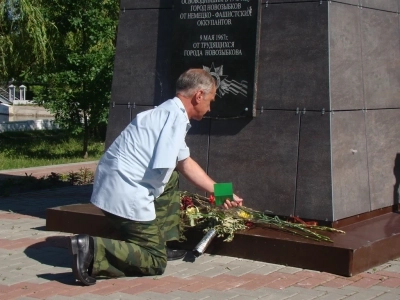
[{"left": 46, "top": 203, "right": 400, "bottom": 277}]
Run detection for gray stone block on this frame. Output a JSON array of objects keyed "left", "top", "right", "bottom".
[
  {"left": 360, "top": 0, "right": 399, "bottom": 12},
  {"left": 365, "top": 109, "right": 400, "bottom": 210},
  {"left": 257, "top": 1, "right": 329, "bottom": 110},
  {"left": 361, "top": 8, "right": 400, "bottom": 109},
  {"left": 295, "top": 111, "right": 332, "bottom": 221},
  {"left": 329, "top": 2, "right": 364, "bottom": 110},
  {"left": 208, "top": 111, "right": 299, "bottom": 216},
  {"left": 331, "top": 111, "right": 370, "bottom": 220},
  {"left": 111, "top": 8, "right": 174, "bottom": 106},
  {"left": 179, "top": 118, "right": 210, "bottom": 195},
  {"left": 105, "top": 104, "right": 131, "bottom": 149}
]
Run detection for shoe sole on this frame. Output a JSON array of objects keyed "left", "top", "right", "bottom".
[
  {"left": 167, "top": 252, "right": 187, "bottom": 261},
  {"left": 69, "top": 237, "right": 96, "bottom": 286},
  {"left": 167, "top": 256, "right": 185, "bottom": 261}
]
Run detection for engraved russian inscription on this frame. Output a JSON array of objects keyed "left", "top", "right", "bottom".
[{"left": 172, "top": 0, "right": 261, "bottom": 117}]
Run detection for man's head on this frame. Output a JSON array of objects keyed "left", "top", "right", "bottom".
[{"left": 176, "top": 69, "right": 217, "bottom": 121}]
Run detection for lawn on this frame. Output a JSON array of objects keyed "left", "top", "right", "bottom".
[{"left": 0, "top": 130, "right": 104, "bottom": 170}]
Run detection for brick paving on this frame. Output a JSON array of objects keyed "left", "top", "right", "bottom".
[{"left": 0, "top": 163, "right": 400, "bottom": 299}]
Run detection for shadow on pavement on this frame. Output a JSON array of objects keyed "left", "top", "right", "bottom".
[
  {"left": 36, "top": 272, "right": 77, "bottom": 285},
  {"left": 24, "top": 236, "right": 70, "bottom": 267},
  {"left": 182, "top": 252, "right": 196, "bottom": 263},
  {"left": 24, "top": 236, "right": 80, "bottom": 285},
  {"left": 0, "top": 185, "right": 93, "bottom": 219},
  {"left": 0, "top": 173, "right": 72, "bottom": 197}
]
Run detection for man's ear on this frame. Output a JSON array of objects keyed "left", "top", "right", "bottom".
[{"left": 195, "top": 90, "right": 203, "bottom": 104}]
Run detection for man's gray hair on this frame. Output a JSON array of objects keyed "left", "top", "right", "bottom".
[{"left": 176, "top": 69, "right": 216, "bottom": 97}]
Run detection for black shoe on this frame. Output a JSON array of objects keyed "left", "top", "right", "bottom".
[
  {"left": 69, "top": 234, "right": 96, "bottom": 286},
  {"left": 166, "top": 247, "right": 187, "bottom": 261}
]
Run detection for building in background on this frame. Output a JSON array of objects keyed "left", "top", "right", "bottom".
[{"left": 0, "top": 84, "right": 55, "bottom": 131}]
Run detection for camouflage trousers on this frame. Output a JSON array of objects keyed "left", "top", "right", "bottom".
[{"left": 91, "top": 171, "right": 181, "bottom": 278}]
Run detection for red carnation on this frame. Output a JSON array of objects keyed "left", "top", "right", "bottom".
[
  {"left": 181, "top": 196, "right": 194, "bottom": 210},
  {"left": 209, "top": 194, "right": 215, "bottom": 205}
]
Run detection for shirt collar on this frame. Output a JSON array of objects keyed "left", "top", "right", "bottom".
[{"left": 172, "top": 97, "right": 190, "bottom": 123}]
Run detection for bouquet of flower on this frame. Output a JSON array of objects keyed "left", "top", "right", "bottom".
[{"left": 179, "top": 191, "right": 345, "bottom": 249}]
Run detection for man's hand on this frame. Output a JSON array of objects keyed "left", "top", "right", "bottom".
[{"left": 222, "top": 193, "right": 243, "bottom": 209}]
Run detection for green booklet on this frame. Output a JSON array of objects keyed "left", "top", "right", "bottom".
[{"left": 214, "top": 182, "right": 233, "bottom": 206}]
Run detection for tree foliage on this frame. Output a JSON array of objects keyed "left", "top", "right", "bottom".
[
  {"left": 1, "top": 0, "right": 119, "bottom": 157},
  {"left": 0, "top": 0, "right": 54, "bottom": 82},
  {"left": 34, "top": 0, "right": 119, "bottom": 157}
]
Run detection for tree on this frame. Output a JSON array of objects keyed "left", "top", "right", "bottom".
[
  {"left": 0, "top": 0, "right": 54, "bottom": 83},
  {"left": 34, "top": 0, "right": 119, "bottom": 157}
]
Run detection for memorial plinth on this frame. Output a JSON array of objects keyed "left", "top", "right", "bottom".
[{"left": 106, "top": 0, "right": 400, "bottom": 223}]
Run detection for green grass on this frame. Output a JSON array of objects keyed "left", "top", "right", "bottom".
[{"left": 0, "top": 130, "right": 104, "bottom": 170}]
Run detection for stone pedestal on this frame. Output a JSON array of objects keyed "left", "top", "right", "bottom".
[{"left": 106, "top": 0, "right": 400, "bottom": 222}]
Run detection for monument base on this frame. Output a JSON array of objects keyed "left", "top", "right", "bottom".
[{"left": 46, "top": 204, "right": 400, "bottom": 277}]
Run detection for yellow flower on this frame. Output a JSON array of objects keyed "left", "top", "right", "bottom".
[
  {"left": 237, "top": 210, "right": 251, "bottom": 219},
  {"left": 186, "top": 206, "right": 198, "bottom": 215}
]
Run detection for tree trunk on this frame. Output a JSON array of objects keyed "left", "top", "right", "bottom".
[{"left": 83, "top": 111, "right": 89, "bottom": 159}]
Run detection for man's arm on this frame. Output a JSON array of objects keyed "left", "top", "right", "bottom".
[
  {"left": 176, "top": 157, "right": 215, "bottom": 193},
  {"left": 176, "top": 157, "right": 243, "bottom": 207}
]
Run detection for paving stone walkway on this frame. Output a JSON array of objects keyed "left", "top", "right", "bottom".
[{"left": 0, "top": 164, "right": 400, "bottom": 299}]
